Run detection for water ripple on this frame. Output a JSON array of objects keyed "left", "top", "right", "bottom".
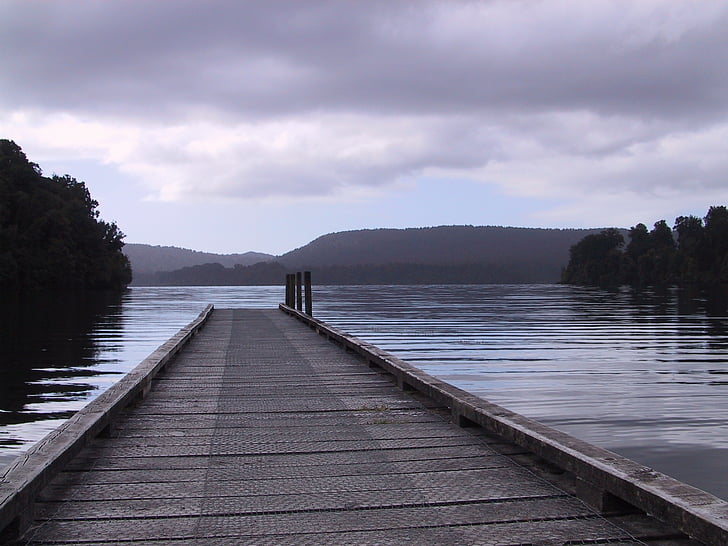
[{"left": 313, "top": 284, "right": 728, "bottom": 500}]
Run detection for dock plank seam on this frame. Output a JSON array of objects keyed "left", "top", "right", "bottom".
[
  {"left": 8, "top": 308, "right": 702, "bottom": 544},
  {"left": 280, "top": 304, "right": 726, "bottom": 545}
]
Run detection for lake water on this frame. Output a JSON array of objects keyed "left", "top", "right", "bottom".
[{"left": 1, "top": 284, "right": 727, "bottom": 501}]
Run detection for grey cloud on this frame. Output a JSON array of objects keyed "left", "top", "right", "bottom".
[
  {"left": 2, "top": 1, "right": 727, "bottom": 124},
  {"left": 2, "top": 1, "right": 727, "bottom": 210}
]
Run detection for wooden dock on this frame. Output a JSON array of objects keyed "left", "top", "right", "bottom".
[{"left": 1, "top": 307, "right": 725, "bottom": 544}]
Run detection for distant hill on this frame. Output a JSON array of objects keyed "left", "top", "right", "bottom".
[
  {"left": 278, "top": 226, "right": 609, "bottom": 271},
  {"left": 124, "top": 243, "right": 273, "bottom": 275},
  {"left": 131, "top": 226, "right": 618, "bottom": 286}
]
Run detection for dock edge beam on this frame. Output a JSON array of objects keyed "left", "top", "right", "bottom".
[
  {"left": 280, "top": 303, "right": 728, "bottom": 545},
  {"left": 0, "top": 304, "right": 215, "bottom": 541}
]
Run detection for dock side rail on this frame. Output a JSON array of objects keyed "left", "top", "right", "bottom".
[
  {"left": 280, "top": 303, "right": 728, "bottom": 545},
  {"left": 0, "top": 304, "right": 215, "bottom": 540}
]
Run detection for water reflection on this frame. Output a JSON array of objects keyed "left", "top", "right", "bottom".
[
  {"left": 313, "top": 284, "right": 728, "bottom": 500},
  {"left": 0, "top": 290, "right": 124, "bottom": 457},
  {"left": 0, "top": 291, "right": 122, "bottom": 422},
  {"left": 2, "top": 284, "right": 727, "bottom": 501},
  {"left": 0, "top": 286, "right": 283, "bottom": 465}
]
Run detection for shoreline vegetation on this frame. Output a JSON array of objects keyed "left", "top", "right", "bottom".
[
  {"left": 562, "top": 206, "right": 728, "bottom": 287},
  {"left": 127, "top": 226, "right": 608, "bottom": 286},
  {"left": 5, "top": 138, "right": 724, "bottom": 290},
  {"left": 0, "top": 140, "right": 131, "bottom": 290},
  {"left": 130, "top": 260, "right": 555, "bottom": 286}
]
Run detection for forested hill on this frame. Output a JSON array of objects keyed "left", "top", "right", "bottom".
[
  {"left": 0, "top": 140, "right": 131, "bottom": 290},
  {"left": 279, "top": 226, "right": 605, "bottom": 268},
  {"left": 562, "top": 206, "right": 728, "bottom": 286},
  {"left": 133, "top": 226, "right": 610, "bottom": 286},
  {"left": 124, "top": 244, "right": 273, "bottom": 275}
]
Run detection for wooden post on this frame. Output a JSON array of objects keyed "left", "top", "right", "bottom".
[
  {"left": 304, "top": 271, "right": 312, "bottom": 316},
  {"left": 296, "top": 272, "right": 303, "bottom": 311},
  {"left": 284, "top": 274, "right": 289, "bottom": 307},
  {"left": 286, "top": 273, "right": 296, "bottom": 307}
]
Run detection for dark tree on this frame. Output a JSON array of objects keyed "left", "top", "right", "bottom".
[
  {"left": 704, "top": 206, "right": 728, "bottom": 282},
  {"left": 561, "top": 228, "right": 624, "bottom": 285},
  {"left": 647, "top": 220, "right": 677, "bottom": 285},
  {"left": 563, "top": 207, "right": 727, "bottom": 287},
  {"left": 621, "top": 223, "right": 650, "bottom": 284},
  {"left": 0, "top": 140, "right": 131, "bottom": 290},
  {"left": 674, "top": 215, "right": 707, "bottom": 283}
]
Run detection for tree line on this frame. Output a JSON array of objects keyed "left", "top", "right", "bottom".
[
  {"left": 132, "top": 260, "right": 559, "bottom": 286},
  {"left": 277, "top": 225, "right": 600, "bottom": 270},
  {"left": 561, "top": 206, "right": 728, "bottom": 286},
  {"left": 0, "top": 140, "right": 131, "bottom": 290}
]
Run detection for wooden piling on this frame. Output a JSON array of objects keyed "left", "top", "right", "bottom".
[
  {"left": 296, "top": 271, "right": 303, "bottom": 311},
  {"left": 284, "top": 274, "right": 292, "bottom": 307},
  {"left": 304, "top": 271, "right": 312, "bottom": 316}
]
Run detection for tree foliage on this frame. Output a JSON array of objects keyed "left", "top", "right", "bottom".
[
  {"left": 134, "top": 260, "right": 565, "bottom": 286},
  {"left": 562, "top": 206, "right": 728, "bottom": 286},
  {"left": 560, "top": 228, "right": 624, "bottom": 285},
  {"left": 128, "top": 226, "right": 617, "bottom": 285},
  {"left": 0, "top": 140, "right": 131, "bottom": 290}
]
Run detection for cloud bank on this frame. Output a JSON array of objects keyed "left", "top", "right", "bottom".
[{"left": 1, "top": 0, "right": 727, "bottom": 224}]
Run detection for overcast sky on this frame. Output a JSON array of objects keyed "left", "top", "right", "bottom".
[{"left": 2, "top": 1, "right": 727, "bottom": 254}]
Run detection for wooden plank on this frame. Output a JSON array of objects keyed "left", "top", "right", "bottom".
[
  {"left": 14, "top": 309, "right": 698, "bottom": 544},
  {"left": 0, "top": 304, "right": 214, "bottom": 541},
  {"left": 282, "top": 304, "right": 728, "bottom": 545}
]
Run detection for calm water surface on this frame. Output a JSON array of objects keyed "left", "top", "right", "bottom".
[
  {"left": 1, "top": 284, "right": 727, "bottom": 501},
  {"left": 314, "top": 284, "right": 728, "bottom": 500},
  {"left": 0, "top": 287, "right": 282, "bottom": 466}
]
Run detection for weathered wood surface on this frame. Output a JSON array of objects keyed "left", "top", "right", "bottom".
[
  {"left": 0, "top": 305, "right": 213, "bottom": 541},
  {"left": 281, "top": 305, "right": 728, "bottom": 545},
  {"left": 16, "top": 309, "right": 699, "bottom": 544}
]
